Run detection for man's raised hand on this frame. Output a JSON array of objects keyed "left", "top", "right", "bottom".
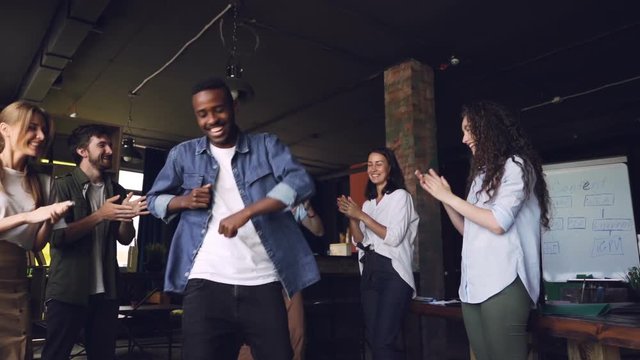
[
  {"left": 98, "top": 195, "right": 136, "bottom": 222},
  {"left": 122, "top": 192, "right": 150, "bottom": 217}
]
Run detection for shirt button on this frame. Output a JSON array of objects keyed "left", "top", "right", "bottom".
[
  {"left": 201, "top": 229, "right": 206, "bottom": 235},
  {"left": 257, "top": 230, "right": 262, "bottom": 236},
  {"left": 184, "top": 272, "right": 190, "bottom": 277}
]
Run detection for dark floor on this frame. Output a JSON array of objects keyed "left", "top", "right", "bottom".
[{"left": 34, "top": 338, "right": 182, "bottom": 360}]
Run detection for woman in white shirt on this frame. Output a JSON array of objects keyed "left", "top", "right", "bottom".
[
  {"left": 337, "top": 147, "right": 419, "bottom": 360},
  {"left": 0, "top": 101, "right": 73, "bottom": 360},
  {"left": 415, "top": 101, "right": 550, "bottom": 360}
]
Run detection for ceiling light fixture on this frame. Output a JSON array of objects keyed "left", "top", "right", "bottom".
[
  {"left": 438, "top": 54, "right": 461, "bottom": 71},
  {"left": 222, "top": 2, "right": 256, "bottom": 102},
  {"left": 121, "top": 94, "right": 143, "bottom": 164},
  {"left": 449, "top": 55, "right": 460, "bottom": 66},
  {"left": 68, "top": 101, "right": 78, "bottom": 118},
  {"left": 121, "top": 137, "right": 142, "bottom": 164}
]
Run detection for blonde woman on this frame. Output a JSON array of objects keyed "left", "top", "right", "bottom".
[{"left": 0, "top": 101, "right": 73, "bottom": 360}]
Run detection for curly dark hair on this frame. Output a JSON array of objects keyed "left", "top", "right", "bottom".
[
  {"left": 462, "top": 101, "right": 550, "bottom": 229},
  {"left": 364, "top": 147, "right": 406, "bottom": 200}
]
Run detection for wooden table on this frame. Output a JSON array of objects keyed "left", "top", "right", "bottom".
[{"left": 411, "top": 300, "right": 640, "bottom": 360}]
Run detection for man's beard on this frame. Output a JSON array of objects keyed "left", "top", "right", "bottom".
[{"left": 89, "top": 153, "right": 112, "bottom": 170}]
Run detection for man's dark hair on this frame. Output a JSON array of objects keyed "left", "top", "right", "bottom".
[
  {"left": 68, "top": 124, "right": 114, "bottom": 164},
  {"left": 364, "top": 147, "right": 406, "bottom": 200},
  {"left": 191, "top": 77, "right": 234, "bottom": 105}
]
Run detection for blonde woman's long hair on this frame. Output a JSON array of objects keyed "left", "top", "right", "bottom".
[{"left": 0, "top": 101, "right": 54, "bottom": 207}]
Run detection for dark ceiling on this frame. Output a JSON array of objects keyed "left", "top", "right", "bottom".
[{"left": 2, "top": 0, "right": 640, "bottom": 176}]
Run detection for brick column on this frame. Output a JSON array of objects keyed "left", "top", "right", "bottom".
[{"left": 384, "top": 59, "right": 445, "bottom": 359}]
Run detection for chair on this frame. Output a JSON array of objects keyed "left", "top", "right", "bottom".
[{"left": 119, "top": 288, "right": 181, "bottom": 358}]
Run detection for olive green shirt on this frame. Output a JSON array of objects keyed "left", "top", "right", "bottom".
[{"left": 45, "top": 167, "right": 127, "bottom": 306}]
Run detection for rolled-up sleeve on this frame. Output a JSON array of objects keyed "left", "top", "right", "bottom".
[
  {"left": 267, "top": 182, "right": 297, "bottom": 207},
  {"left": 147, "top": 147, "right": 182, "bottom": 223},
  {"left": 490, "top": 158, "right": 527, "bottom": 232},
  {"left": 383, "top": 191, "right": 416, "bottom": 247},
  {"left": 264, "top": 134, "right": 314, "bottom": 207}
]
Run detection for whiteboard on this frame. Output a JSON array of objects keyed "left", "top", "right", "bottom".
[{"left": 542, "top": 158, "right": 640, "bottom": 281}]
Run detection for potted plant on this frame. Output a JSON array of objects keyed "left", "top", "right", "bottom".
[{"left": 625, "top": 266, "right": 640, "bottom": 301}]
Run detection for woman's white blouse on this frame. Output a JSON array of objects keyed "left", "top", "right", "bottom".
[
  {"left": 0, "top": 169, "right": 63, "bottom": 250},
  {"left": 357, "top": 189, "right": 419, "bottom": 297},
  {"left": 460, "top": 156, "right": 542, "bottom": 304}
]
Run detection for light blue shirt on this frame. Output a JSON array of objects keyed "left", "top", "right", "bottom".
[
  {"left": 146, "top": 131, "right": 320, "bottom": 296},
  {"left": 460, "top": 156, "right": 542, "bottom": 304}
]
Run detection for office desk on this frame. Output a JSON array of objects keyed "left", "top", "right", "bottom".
[{"left": 411, "top": 300, "right": 640, "bottom": 360}]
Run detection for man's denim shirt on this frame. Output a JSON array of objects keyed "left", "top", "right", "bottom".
[{"left": 146, "top": 131, "right": 320, "bottom": 297}]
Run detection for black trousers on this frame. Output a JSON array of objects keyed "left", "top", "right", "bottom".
[
  {"left": 41, "top": 294, "right": 119, "bottom": 360},
  {"left": 182, "top": 279, "right": 292, "bottom": 360},
  {"left": 360, "top": 251, "right": 413, "bottom": 360}
]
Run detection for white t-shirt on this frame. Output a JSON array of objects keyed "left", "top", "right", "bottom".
[
  {"left": 0, "top": 167, "right": 64, "bottom": 250},
  {"left": 189, "top": 144, "right": 278, "bottom": 285},
  {"left": 87, "top": 182, "right": 108, "bottom": 295}
]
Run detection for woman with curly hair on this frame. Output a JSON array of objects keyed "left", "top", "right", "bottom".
[
  {"left": 337, "top": 147, "right": 419, "bottom": 360},
  {"left": 0, "top": 101, "right": 73, "bottom": 360},
  {"left": 415, "top": 101, "right": 549, "bottom": 360}
]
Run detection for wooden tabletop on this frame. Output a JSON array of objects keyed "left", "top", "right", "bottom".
[{"left": 411, "top": 300, "right": 640, "bottom": 350}]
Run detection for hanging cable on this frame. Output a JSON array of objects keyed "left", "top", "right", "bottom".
[
  {"left": 521, "top": 74, "right": 640, "bottom": 112},
  {"left": 129, "top": 4, "right": 232, "bottom": 95}
]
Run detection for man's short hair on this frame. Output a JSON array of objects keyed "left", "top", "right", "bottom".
[
  {"left": 68, "top": 124, "right": 114, "bottom": 164},
  {"left": 191, "top": 77, "right": 234, "bottom": 105}
]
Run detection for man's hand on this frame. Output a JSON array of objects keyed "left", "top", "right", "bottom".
[
  {"left": 122, "top": 192, "right": 150, "bottom": 217},
  {"left": 182, "top": 184, "right": 212, "bottom": 209},
  {"left": 97, "top": 195, "right": 136, "bottom": 222},
  {"left": 218, "top": 209, "right": 251, "bottom": 238}
]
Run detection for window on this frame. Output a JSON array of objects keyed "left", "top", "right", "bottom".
[{"left": 116, "top": 170, "right": 145, "bottom": 268}]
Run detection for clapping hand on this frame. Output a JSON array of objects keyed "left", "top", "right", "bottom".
[
  {"left": 414, "top": 169, "right": 453, "bottom": 202},
  {"left": 28, "top": 201, "right": 74, "bottom": 224},
  {"left": 336, "top": 195, "right": 362, "bottom": 220},
  {"left": 98, "top": 195, "right": 136, "bottom": 222},
  {"left": 122, "top": 192, "right": 150, "bottom": 217}
]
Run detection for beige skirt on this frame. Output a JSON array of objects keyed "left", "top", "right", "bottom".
[{"left": 0, "top": 241, "right": 31, "bottom": 360}]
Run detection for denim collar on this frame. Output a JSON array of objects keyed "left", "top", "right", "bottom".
[{"left": 194, "top": 128, "right": 249, "bottom": 156}]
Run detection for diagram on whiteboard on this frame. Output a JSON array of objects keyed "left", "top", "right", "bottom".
[{"left": 541, "top": 160, "right": 640, "bottom": 281}]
